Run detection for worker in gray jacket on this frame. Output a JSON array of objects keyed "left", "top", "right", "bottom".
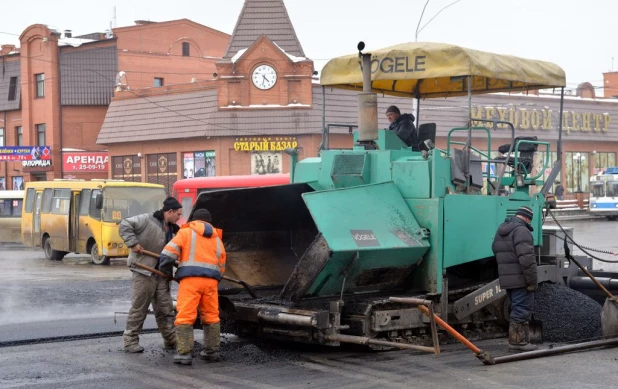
[{"left": 119, "top": 197, "right": 182, "bottom": 353}]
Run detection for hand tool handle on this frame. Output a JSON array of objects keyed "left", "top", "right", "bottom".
[
  {"left": 132, "top": 261, "right": 176, "bottom": 282},
  {"left": 569, "top": 256, "right": 615, "bottom": 300}
]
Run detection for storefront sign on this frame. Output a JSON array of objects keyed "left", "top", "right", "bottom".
[
  {"left": 234, "top": 137, "right": 298, "bottom": 152},
  {"left": 23, "top": 160, "right": 51, "bottom": 167},
  {"left": 63, "top": 152, "right": 109, "bottom": 172},
  {"left": 471, "top": 106, "right": 611, "bottom": 134},
  {"left": 0, "top": 146, "right": 51, "bottom": 161},
  {"left": 147, "top": 153, "right": 177, "bottom": 175}
]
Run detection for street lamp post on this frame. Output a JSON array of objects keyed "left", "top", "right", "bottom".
[
  {"left": 574, "top": 153, "right": 585, "bottom": 193},
  {"left": 415, "top": 0, "right": 463, "bottom": 42}
]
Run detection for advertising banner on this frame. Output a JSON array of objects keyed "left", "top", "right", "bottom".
[
  {"left": 183, "top": 151, "right": 215, "bottom": 178},
  {"left": 63, "top": 152, "right": 109, "bottom": 172},
  {"left": 251, "top": 151, "right": 282, "bottom": 175},
  {"left": 0, "top": 146, "right": 51, "bottom": 161}
]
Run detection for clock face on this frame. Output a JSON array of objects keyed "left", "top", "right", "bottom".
[{"left": 252, "top": 65, "right": 277, "bottom": 90}]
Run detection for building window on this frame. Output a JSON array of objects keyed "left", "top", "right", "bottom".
[
  {"left": 182, "top": 42, "right": 190, "bottom": 57},
  {"left": 593, "top": 152, "right": 616, "bottom": 175},
  {"left": 0, "top": 128, "right": 4, "bottom": 147},
  {"left": 35, "top": 73, "right": 45, "bottom": 98},
  {"left": 8, "top": 77, "right": 17, "bottom": 101},
  {"left": 15, "top": 126, "right": 22, "bottom": 146},
  {"left": 565, "top": 152, "right": 589, "bottom": 193},
  {"left": 36, "top": 124, "right": 46, "bottom": 146},
  {"left": 12, "top": 176, "right": 24, "bottom": 191},
  {"left": 182, "top": 151, "right": 216, "bottom": 178},
  {"left": 154, "top": 78, "right": 164, "bottom": 87}
]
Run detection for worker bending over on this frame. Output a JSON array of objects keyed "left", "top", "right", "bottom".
[
  {"left": 159, "top": 209, "right": 226, "bottom": 366},
  {"left": 119, "top": 197, "right": 182, "bottom": 353}
]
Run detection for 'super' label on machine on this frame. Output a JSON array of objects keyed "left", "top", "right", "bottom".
[{"left": 453, "top": 279, "right": 506, "bottom": 320}]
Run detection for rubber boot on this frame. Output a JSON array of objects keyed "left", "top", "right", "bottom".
[
  {"left": 173, "top": 324, "right": 194, "bottom": 365},
  {"left": 124, "top": 344, "right": 144, "bottom": 353},
  {"left": 199, "top": 323, "right": 221, "bottom": 362},
  {"left": 163, "top": 331, "right": 177, "bottom": 350},
  {"left": 508, "top": 322, "right": 538, "bottom": 352}
]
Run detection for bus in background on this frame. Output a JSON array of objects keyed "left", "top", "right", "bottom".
[
  {"left": 22, "top": 180, "right": 166, "bottom": 265},
  {"left": 0, "top": 190, "right": 25, "bottom": 244},
  {"left": 589, "top": 167, "right": 618, "bottom": 220},
  {"left": 172, "top": 174, "right": 290, "bottom": 223}
]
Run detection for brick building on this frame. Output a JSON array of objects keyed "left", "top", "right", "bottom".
[
  {"left": 98, "top": 0, "right": 413, "bottom": 195},
  {"left": 0, "top": 19, "right": 229, "bottom": 189},
  {"left": 97, "top": 0, "right": 618, "bottom": 197}
]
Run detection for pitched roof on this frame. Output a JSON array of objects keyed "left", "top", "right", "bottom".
[
  {"left": 60, "top": 45, "right": 118, "bottom": 106},
  {"left": 222, "top": 0, "right": 305, "bottom": 60},
  {"left": 96, "top": 86, "right": 412, "bottom": 144}
]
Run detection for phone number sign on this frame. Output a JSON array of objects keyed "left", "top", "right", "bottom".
[{"left": 63, "top": 152, "right": 109, "bottom": 172}]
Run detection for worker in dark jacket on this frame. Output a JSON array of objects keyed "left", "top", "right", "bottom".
[
  {"left": 491, "top": 206, "right": 538, "bottom": 352},
  {"left": 385, "top": 105, "right": 419, "bottom": 151}
]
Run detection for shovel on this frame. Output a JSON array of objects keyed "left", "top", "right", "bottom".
[{"left": 137, "top": 249, "right": 258, "bottom": 299}]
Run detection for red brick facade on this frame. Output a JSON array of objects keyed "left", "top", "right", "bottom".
[
  {"left": 0, "top": 19, "right": 230, "bottom": 187},
  {"left": 115, "top": 20, "right": 230, "bottom": 90},
  {"left": 216, "top": 36, "right": 313, "bottom": 108},
  {"left": 603, "top": 71, "right": 618, "bottom": 98}
]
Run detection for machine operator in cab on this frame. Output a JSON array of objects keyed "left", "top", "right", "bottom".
[{"left": 385, "top": 105, "right": 420, "bottom": 151}]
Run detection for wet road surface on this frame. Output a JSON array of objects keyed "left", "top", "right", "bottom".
[{"left": 1, "top": 219, "right": 617, "bottom": 388}]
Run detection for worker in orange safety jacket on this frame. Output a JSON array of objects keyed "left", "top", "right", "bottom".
[{"left": 159, "top": 208, "right": 226, "bottom": 366}]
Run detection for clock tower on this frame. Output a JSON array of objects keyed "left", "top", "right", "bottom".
[{"left": 215, "top": 0, "right": 313, "bottom": 109}]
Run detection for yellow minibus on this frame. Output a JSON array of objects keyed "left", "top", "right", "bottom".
[
  {"left": 22, "top": 180, "right": 166, "bottom": 265},
  {"left": 0, "top": 190, "right": 25, "bottom": 244}
]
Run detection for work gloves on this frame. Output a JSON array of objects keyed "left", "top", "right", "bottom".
[
  {"left": 158, "top": 253, "right": 176, "bottom": 280},
  {"left": 526, "top": 284, "right": 538, "bottom": 292}
]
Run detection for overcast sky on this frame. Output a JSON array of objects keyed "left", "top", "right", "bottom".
[{"left": 1, "top": 0, "right": 614, "bottom": 91}]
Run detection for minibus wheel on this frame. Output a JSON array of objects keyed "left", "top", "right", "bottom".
[
  {"left": 90, "top": 242, "right": 110, "bottom": 265},
  {"left": 43, "top": 237, "right": 65, "bottom": 261}
]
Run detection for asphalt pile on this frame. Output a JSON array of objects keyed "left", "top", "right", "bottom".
[
  {"left": 533, "top": 283, "right": 602, "bottom": 343},
  {"left": 191, "top": 339, "right": 302, "bottom": 364}
]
